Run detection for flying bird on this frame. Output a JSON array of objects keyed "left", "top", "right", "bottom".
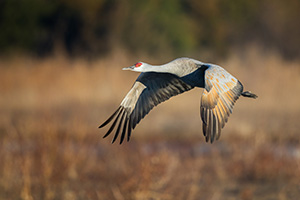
[{"left": 99, "top": 58, "right": 257, "bottom": 144}]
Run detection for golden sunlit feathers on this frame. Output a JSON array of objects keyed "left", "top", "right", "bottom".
[{"left": 200, "top": 66, "right": 243, "bottom": 143}]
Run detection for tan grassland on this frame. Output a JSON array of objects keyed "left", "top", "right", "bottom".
[{"left": 0, "top": 47, "right": 300, "bottom": 199}]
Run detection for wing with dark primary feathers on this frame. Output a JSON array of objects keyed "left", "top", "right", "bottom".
[
  {"left": 200, "top": 65, "right": 243, "bottom": 143},
  {"left": 99, "top": 72, "right": 194, "bottom": 144}
]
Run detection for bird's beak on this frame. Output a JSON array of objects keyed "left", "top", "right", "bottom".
[{"left": 122, "top": 65, "right": 134, "bottom": 70}]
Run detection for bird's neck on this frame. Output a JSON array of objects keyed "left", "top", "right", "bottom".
[{"left": 143, "top": 63, "right": 175, "bottom": 74}]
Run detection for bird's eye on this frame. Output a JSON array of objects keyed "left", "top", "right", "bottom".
[{"left": 135, "top": 62, "right": 142, "bottom": 67}]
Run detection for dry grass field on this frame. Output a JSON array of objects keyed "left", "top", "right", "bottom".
[{"left": 0, "top": 48, "right": 300, "bottom": 200}]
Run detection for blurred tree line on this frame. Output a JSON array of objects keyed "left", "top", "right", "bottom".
[{"left": 0, "top": 0, "right": 299, "bottom": 59}]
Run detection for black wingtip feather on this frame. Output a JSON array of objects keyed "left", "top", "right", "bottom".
[
  {"left": 200, "top": 106, "right": 207, "bottom": 125},
  {"left": 216, "top": 116, "right": 221, "bottom": 140},
  {"left": 99, "top": 106, "right": 121, "bottom": 128},
  {"left": 211, "top": 113, "right": 217, "bottom": 143},
  {"left": 205, "top": 133, "right": 209, "bottom": 142},
  {"left": 119, "top": 112, "right": 128, "bottom": 144},
  {"left": 112, "top": 109, "right": 125, "bottom": 144},
  {"left": 103, "top": 107, "right": 123, "bottom": 139},
  {"left": 127, "top": 116, "right": 132, "bottom": 142}
]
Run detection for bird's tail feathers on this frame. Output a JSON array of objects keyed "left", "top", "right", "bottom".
[{"left": 241, "top": 91, "right": 258, "bottom": 99}]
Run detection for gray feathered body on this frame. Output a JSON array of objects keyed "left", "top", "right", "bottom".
[{"left": 99, "top": 57, "right": 257, "bottom": 144}]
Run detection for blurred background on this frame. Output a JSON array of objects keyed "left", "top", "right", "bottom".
[{"left": 0, "top": 0, "right": 300, "bottom": 199}]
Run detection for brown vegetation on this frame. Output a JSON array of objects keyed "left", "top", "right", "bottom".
[{"left": 0, "top": 48, "right": 300, "bottom": 199}]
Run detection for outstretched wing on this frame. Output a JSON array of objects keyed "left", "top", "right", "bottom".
[
  {"left": 99, "top": 72, "right": 194, "bottom": 144},
  {"left": 200, "top": 65, "right": 243, "bottom": 143}
]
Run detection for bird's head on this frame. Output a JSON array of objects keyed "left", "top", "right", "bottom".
[{"left": 122, "top": 62, "right": 147, "bottom": 72}]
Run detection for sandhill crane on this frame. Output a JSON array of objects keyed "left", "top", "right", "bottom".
[{"left": 99, "top": 57, "right": 257, "bottom": 144}]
